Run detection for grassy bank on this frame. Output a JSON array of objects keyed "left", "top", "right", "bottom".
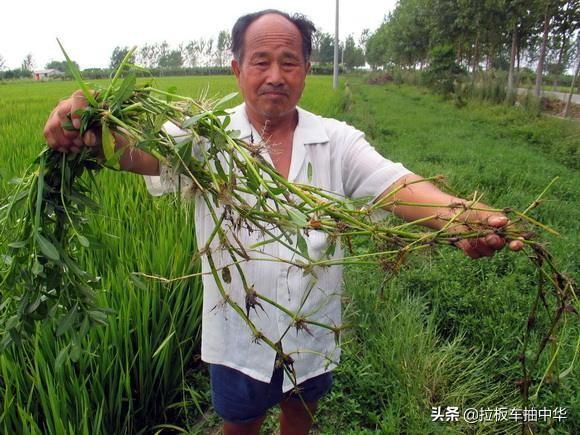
[{"left": 311, "top": 78, "right": 579, "bottom": 434}]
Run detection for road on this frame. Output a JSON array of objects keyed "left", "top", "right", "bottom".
[{"left": 517, "top": 88, "right": 580, "bottom": 104}]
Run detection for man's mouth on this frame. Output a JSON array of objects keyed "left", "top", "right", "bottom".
[{"left": 260, "top": 90, "right": 289, "bottom": 97}]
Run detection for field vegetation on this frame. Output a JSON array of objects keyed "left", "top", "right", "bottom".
[
  {"left": 315, "top": 77, "right": 579, "bottom": 434},
  {"left": 0, "top": 74, "right": 578, "bottom": 434}
]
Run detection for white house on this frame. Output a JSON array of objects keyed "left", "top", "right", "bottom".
[{"left": 33, "top": 69, "right": 63, "bottom": 80}]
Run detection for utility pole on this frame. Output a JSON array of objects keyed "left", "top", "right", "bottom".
[{"left": 333, "top": 0, "right": 339, "bottom": 89}]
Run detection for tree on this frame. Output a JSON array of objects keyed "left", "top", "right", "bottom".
[
  {"left": 183, "top": 40, "right": 203, "bottom": 67},
  {"left": 366, "top": 0, "right": 430, "bottom": 69},
  {"left": 310, "top": 31, "right": 322, "bottom": 62},
  {"left": 506, "top": 0, "right": 539, "bottom": 97},
  {"left": 137, "top": 44, "right": 159, "bottom": 68},
  {"left": 366, "top": 21, "right": 389, "bottom": 68},
  {"left": 45, "top": 60, "right": 79, "bottom": 73},
  {"left": 0, "top": 55, "right": 5, "bottom": 71},
  {"left": 110, "top": 46, "right": 135, "bottom": 70},
  {"left": 342, "top": 35, "right": 365, "bottom": 69},
  {"left": 547, "top": 0, "right": 580, "bottom": 88},
  {"left": 156, "top": 41, "right": 170, "bottom": 68},
  {"left": 204, "top": 38, "right": 214, "bottom": 67},
  {"left": 21, "top": 53, "right": 34, "bottom": 72},
  {"left": 359, "top": 28, "right": 370, "bottom": 50},
  {"left": 196, "top": 38, "right": 208, "bottom": 66},
  {"left": 426, "top": 0, "right": 510, "bottom": 72},
  {"left": 563, "top": 32, "right": 580, "bottom": 117},
  {"left": 158, "top": 49, "right": 183, "bottom": 69},
  {"left": 534, "top": 0, "right": 565, "bottom": 97},
  {"left": 215, "top": 30, "right": 232, "bottom": 67},
  {"left": 312, "top": 32, "right": 335, "bottom": 64},
  {"left": 136, "top": 41, "right": 173, "bottom": 69},
  {"left": 423, "top": 44, "right": 465, "bottom": 96}
]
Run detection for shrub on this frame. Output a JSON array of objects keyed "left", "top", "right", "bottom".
[{"left": 423, "top": 45, "right": 466, "bottom": 98}]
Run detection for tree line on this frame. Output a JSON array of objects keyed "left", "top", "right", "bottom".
[
  {"left": 0, "top": 27, "right": 367, "bottom": 80},
  {"left": 0, "top": 53, "right": 38, "bottom": 79},
  {"left": 366, "top": 0, "right": 580, "bottom": 97},
  {"left": 4, "top": 3, "right": 577, "bottom": 92},
  {"left": 108, "top": 30, "right": 366, "bottom": 71}
]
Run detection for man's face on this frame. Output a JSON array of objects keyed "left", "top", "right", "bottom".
[{"left": 232, "top": 14, "right": 311, "bottom": 122}]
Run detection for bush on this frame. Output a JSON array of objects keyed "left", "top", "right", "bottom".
[
  {"left": 467, "top": 71, "right": 507, "bottom": 104},
  {"left": 309, "top": 64, "right": 346, "bottom": 75},
  {"left": 520, "top": 88, "right": 542, "bottom": 116},
  {"left": 423, "top": 45, "right": 466, "bottom": 98}
]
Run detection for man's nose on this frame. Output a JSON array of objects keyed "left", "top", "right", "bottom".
[{"left": 266, "top": 63, "right": 284, "bottom": 86}]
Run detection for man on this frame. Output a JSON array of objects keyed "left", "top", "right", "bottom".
[{"left": 44, "top": 9, "right": 522, "bottom": 435}]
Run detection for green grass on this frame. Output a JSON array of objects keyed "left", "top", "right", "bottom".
[
  {"left": 314, "top": 78, "right": 579, "bottom": 434},
  {"left": 0, "top": 75, "right": 578, "bottom": 434}
]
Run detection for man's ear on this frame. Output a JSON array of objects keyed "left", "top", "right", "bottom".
[
  {"left": 305, "top": 61, "right": 311, "bottom": 74},
  {"left": 231, "top": 59, "right": 241, "bottom": 79}
]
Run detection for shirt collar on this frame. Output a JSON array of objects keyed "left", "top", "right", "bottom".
[
  {"left": 226, "top": 103, "right": 329, "bottom": 182},
  {"left": 226, "top": 103, "right": 329, "bottom": 145}
]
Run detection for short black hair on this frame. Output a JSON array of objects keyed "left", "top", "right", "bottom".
[{"left": 231, "top": 9, "right": 316, "bottom": 63}]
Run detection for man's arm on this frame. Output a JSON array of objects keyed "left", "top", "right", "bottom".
[
  {"left": 118, "top": 147, "right": 160, "bottom": 176},
  {"left": 84, "top": 130, "right": 160, "bottom": 176},
  {"left": 44, "top": 90, "right": 160, "bottom": 176},
  {"left": 377, "top": 173, "right": 523, "bottom": 258}
]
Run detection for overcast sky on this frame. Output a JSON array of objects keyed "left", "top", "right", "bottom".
[{"left": 0, "top": 1, "right": 397, "bottom": 70}]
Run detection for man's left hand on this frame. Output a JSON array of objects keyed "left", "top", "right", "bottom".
[{"left": 454, "top": 215, "right": 524, "bottom": 259}]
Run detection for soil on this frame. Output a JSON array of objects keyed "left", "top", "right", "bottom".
[
  {"left": 367, "top": 73, "right": 393, "bottom": 85},
  {"left": 541, "top": 97, "right": 580, "bottom": 120}
]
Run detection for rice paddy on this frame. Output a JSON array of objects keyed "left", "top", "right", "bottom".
[{"left": 0, "top": 75, "right": 578, "bottom": 434}]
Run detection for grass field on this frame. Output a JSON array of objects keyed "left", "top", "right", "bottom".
[
  {"left": 0, "top": 75, "right": 578, "bottom": 434},
  {"left": 317, "top": 79, "right": 579, "bottom": 434}
]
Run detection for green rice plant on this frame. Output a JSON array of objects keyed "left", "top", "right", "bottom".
[
  {"left": 0, "top": 69, "right": 205, "bottom": 432},
  {"left": 0, "top": 71, "right": 339, "bottom": 435},
  {"left": 0, "top": 183, "right": 202, "bottom": 433}
]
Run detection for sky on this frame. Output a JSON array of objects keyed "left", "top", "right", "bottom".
[{"left": 0, "top": 0, "right": 397, "bottom": 70}]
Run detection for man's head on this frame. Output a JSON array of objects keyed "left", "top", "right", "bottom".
[
  {"left": 231, "top": 10, "right": 316, "bottom": 123},
  {"left": 232, "top": 10, "right": 316, "bottom": 64}
]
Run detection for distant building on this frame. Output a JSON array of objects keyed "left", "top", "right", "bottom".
[{"left": 33, "top": 69, "right": 63, "bottom": 80}]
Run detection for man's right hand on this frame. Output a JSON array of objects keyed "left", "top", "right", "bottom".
[
  {"left": 43, "top": 90, "right": 159, "bottom": 175},
  {"left": 44, "top": 90, "right": 101, "bottom": 154}
]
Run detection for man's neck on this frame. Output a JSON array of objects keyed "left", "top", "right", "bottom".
[{"left": 245, "top": 106, "right": 298, "bottom": 139}]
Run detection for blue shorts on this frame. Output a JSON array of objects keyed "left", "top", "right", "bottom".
[{"left": 209, "top": 363, "right": 333, "bottom": 424}]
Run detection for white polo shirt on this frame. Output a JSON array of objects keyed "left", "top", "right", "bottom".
[{"left": 143, "top": 103, "right": 411, "bottom": 392}]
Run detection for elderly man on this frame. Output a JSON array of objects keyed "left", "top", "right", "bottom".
[{"left": 44, "top": 9, "right": 522, "bottom": 435}]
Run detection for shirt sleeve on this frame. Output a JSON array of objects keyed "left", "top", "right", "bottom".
[
  {"left": 341, "top": 128, "right": 412, "bottom": 201},
  {"left": 142, "top": 121, "right": 194, "bottom": 197}
]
